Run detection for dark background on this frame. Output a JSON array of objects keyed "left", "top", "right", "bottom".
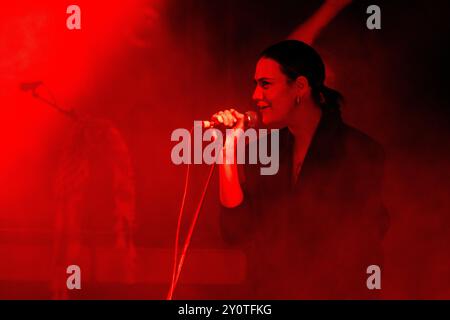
[{"left": 0, "top": 0, "right": 449, "bottom": 299}]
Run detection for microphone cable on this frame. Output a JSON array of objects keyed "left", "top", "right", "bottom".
[
  {"left": 167, "top": 126, "right": 192, "bottom": 300},
  {"left": 167, "top": 126, "right": 222, "bottom": 300}
]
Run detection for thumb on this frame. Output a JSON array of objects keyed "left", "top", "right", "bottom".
[{"left": 230, "top": 109, "right": 245, "bottom": 129}]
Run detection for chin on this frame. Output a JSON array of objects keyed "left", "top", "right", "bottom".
[
  {"left": 262, "top": 115, "right": 288, "bottom": 129},
  {"left": 261, "top": 114, "right": 280, "bottom": 126},
  {"left": 261, "top": 116, "right": 271, "bottom": 126}
]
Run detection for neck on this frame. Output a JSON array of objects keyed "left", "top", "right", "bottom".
[{"left": 287, "top": 100, "right": 322, "bottom": 141}]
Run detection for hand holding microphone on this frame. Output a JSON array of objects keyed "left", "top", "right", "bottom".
[
  {"left": 205, "top": 108, "right": 259, "bottom": 163},
  {"left": 209, "top": 109, "right": 251, "bottom": 209},
  {"left": 204, "top": 108, "right": 258, "bottom": 131}
]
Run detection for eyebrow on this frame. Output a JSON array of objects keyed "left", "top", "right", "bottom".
[{"left": 254, "top": 77, "right": 275, "bottom": 83}]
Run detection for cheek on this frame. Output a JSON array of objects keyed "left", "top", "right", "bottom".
[
  {"left": 262, "top": 86, "right": 295, "bottom": 122},
  {"left": 272, "top": 92, "right": 294, "bottom": 116}
]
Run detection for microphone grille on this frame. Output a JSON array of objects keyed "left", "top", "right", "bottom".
[{"left": 244, "top": 111, "right": 259, "bottom": 128}]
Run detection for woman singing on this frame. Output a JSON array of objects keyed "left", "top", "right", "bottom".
[{"left": 212, "top": 30, "right": 389, "bottom": 300}]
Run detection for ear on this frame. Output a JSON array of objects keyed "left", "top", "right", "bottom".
[{"left": 295, "top": 76, "right": 310, "bottom": 96}]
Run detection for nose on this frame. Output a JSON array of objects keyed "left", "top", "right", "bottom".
[{"left": 252, "top": 85, "right": 263, "bottom": 101}]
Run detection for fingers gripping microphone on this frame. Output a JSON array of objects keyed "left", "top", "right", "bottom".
[{"left": 203, "top": 111, "right": 259, "bottom": 129}]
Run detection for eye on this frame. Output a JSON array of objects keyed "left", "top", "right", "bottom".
[{"left": 261, "top": 81, "right": 271, "bottom": 88}]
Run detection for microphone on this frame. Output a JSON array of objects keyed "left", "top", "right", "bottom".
[
  {"left": 19, "top": 81, "right": 43, "bottom": 92},
  {"left": 203, "top": 111, "right": 259, "bottom": 129}
]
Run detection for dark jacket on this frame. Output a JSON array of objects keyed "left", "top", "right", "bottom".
[{"left": 220, "top": 110, "right": 390, "bottom": 299}]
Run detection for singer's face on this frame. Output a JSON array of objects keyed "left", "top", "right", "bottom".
[{"left": 253, "top": 58, "right": 297, "bottom": 126}]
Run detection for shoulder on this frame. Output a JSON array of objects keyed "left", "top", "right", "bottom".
[{"left": 339, "top": 123, "right": 385, "bottom": 166}]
